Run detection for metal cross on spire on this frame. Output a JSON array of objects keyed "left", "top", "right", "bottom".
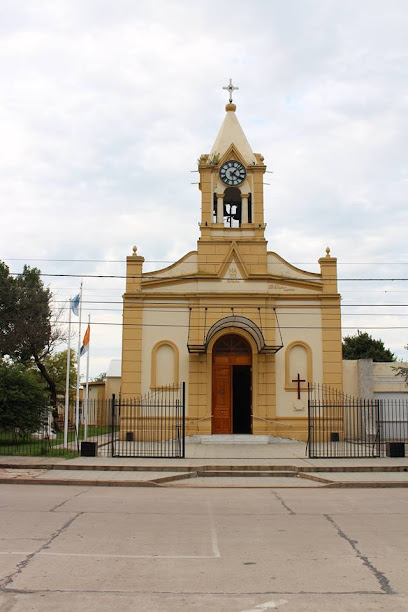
[{"left": 223, "top": 78, "right": 239, "bottom": 103}]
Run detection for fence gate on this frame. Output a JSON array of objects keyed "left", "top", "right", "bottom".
[
  {"left": 308, "top": 384, "right": 408, "bottom": 458},
  {"left": 308, "top": 384, "right": 381, "bottom": 459},
  {"left": 111, "top": 383, "right": 185, "bottom": 458}
]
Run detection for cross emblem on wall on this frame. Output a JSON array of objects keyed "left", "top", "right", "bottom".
[{"left": 292, "top": 373, "right": 306, "bottom": 400}]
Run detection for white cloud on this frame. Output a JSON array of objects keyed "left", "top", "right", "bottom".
[{"left": 1, "top": 0, "right": 408, "bottom": 372}]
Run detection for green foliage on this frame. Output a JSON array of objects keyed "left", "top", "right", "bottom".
[
  {"left": 0, "top": 261, "right": 64, "bottom": 406},
  {"left": 0, "top": 360, "right": 49, "bottom": 439},
  {"left": 197, "top": 152, "right": 220, "bottom": 166},
  {"left": 207, "top": 152, "right": 220, "bottom": 165},
  {"left": 93, "top": 371, "right": 107, "bottom": 382},
  {"left": 393, "top": 345, "right": 408, "bottom": 384},
  {"left": 0, "top": 262, "right": 53, "bottom": 362},
  {"left": 342, "top": 331, "right": 395, "bottom": 362},
  {"left": 39, "top": 349, "right": 77, "bottom": 398}
]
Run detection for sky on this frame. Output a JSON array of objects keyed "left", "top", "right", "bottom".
[{"left": 1, "top": 0, "right": 408, "bottom": 377}]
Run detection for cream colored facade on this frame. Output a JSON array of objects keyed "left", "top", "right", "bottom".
[{"left": 121, "top": 101, "right": 343, "bottom": 441}]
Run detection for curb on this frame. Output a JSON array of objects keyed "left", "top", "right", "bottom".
[
  {"left": 1, "top": 473, "right": 408, "bottom": 488},
  {"left": 1, "top": 462, "right": 408, "bottom": 473}
]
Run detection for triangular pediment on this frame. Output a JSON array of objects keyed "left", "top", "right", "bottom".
[
  {"left": 218, "top": 241, "right": 249, "bottom": 280},
  {"left": 218, "top": 144, "right": 248, "bottom": 168}
]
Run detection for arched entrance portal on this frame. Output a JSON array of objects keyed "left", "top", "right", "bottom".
[{"left": 212, "top": 334, "right": 252, "bottom": 434}]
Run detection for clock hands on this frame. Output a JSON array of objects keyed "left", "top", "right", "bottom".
[{"left": 228, "top": 167, "right": 240, "bottom": 179}]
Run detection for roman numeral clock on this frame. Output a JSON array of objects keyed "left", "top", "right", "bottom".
[{"left": 219, "top": 160, "right": 246, "bottom": 186}]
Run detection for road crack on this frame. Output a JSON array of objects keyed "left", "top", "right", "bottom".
[
  {"left": 272, "top": 492, "right": 295, "bottom": 515},
  {"left": 50, "top": 487, "right": 89, "bottom": 512},
  {"left": 0, "top": 512, "right": 82, "bottom": 590},
  {"left": 324, "top": 514, "right": 396, "bottom": 595}
]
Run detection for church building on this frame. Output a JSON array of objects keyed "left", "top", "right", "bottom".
[{"left": 121, "top": 84, "right": 343, "bottom": 441}]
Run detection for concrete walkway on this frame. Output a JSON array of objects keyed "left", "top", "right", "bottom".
[{"left": 1, "top": 441, "right": 408, "bottom": 488}]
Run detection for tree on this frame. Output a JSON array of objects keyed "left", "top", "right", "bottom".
[
  {"left": 0, "top": 360, "right": 49, "bottom": 439},
  {"left": 342, "top": 331, "right": 395, "bottom": 362},
  {"left": 93, "top": 372, "right": 107, "bottom": 382},
  {"left": 36, "top": 349, "right": 77, "bottom": 400},
  {"left": 0, "top": 261, "right": 65, "bottom": 407},
  {"left": 393, "top": 345, "right": 408, "bottom": 384}
]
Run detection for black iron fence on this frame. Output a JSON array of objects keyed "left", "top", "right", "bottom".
[
  {"left": 112, "top": 384, "right": 185, "bottom": 458},
  {"left": 0, "top": 384, "right": 185, "bottom": 459},
  {"left": 308, "top": 384, "right": 408, "bottom": 458}
]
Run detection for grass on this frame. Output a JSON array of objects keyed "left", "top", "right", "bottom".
[
  {"left": 0, "top": 439, "right": 78, "bottom": 458},
  {"left": 0, "top": 425, "right": 119, "bottom": 457}
]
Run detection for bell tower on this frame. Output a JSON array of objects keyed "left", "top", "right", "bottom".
[{"left": 197, "top": 80, "right": 268, "bottom": 275}]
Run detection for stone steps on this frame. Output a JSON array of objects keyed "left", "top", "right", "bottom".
[
  {"left": 189, "top": 435, "right": 272, "bottom": 444},
  {"left": 198, "top": 469, "right": 297, "bottom": 478}
]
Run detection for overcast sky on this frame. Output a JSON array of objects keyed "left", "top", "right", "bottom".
[{"left": 1, "top": 0, "right": 407, "bottom": 377}]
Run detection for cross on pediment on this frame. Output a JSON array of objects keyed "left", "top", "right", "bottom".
[
  {"left": 292, "top": 373, "right": 306, "bottom": 400},
  {"left": 223, "top": 78, "right": 239, "bottom": 103}
]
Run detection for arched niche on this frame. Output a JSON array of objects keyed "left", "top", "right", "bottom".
[
  {"left": 151, "top": 340, "right": 179, "bottom": 389},
  {"left": 285, "top": 341, "right": 313, "bottom": 391}
]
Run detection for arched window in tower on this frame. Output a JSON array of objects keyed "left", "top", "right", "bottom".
[{"left": 223, "top": 187, "right": 242, "bottom": 227}]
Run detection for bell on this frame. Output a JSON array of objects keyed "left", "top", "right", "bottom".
[{"left": 232, "top": 205, "right": 241, "bottom": 221}]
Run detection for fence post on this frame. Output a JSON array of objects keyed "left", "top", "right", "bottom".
[
  {"left": 182, "top": 382, "right": 186, "bottom": 458},
  {"left": 307, "top": 383, "right": 312, "bottom": 458},
  {"left": 111, "top": 394, "right": 116, "bottom": 457},
  {"left": 376, "top": 399, "right": 381, "bottom": 457}
]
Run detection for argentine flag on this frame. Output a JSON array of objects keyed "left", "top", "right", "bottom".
[{"left": 71, "top": 294, "right": 80, "bottom": 316}]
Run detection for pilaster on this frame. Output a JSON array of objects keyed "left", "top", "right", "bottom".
[
  {"left": 318, "top": 249, "right": 343, "bottom": 390},
  {"left": 121, "top": 246, "right": 145, "bottom": 398}
]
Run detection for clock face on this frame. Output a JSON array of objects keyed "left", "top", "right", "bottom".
[{"left": 219, "top": 160, "right": 246, "bottom": 186}]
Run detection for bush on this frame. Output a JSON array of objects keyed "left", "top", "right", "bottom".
[{"left": 0, "top": 360, "right": 49, "bottom": 441}]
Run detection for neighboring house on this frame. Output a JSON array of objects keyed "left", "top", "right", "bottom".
[
  {"left": 105, "top": 359, "right": 121, "bottom": 399},
  {"left": 343, "top": 360, "right": 408, "bottom": 400},
  {"left": 84, "top": 361, "right": 121, "bottom": 426},
  {"left": 87, "top": 381, "right": 105, "bottom": 402}
]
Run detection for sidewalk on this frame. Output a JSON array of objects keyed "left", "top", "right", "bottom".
[{"left": 1, "top": 441, "right": 408, "bottom": 488}]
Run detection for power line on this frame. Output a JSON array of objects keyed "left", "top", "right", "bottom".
[
  {"left": 2, "top": 291, "right": 408, "bottom": 308},
  {"left": 54, "top": 319, "right": 408, "bottom": 330},
  {"left": 7, "top": 271, "right": 408, "bottom": 281},
  {"left": 2, "top": 288, "right": 408, "bottom": 308},
  {"left": 3, "top": 257, "right": 408, "bottom": 265}
]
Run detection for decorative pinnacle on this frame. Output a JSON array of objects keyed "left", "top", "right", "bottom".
[
  {"left": 223, "top": 78, "right": 239, "bottom": 104},
  {"left": 325, "top": 247, "right": 331, "bottom": 257},
  {"left": 132, "top": 245, "right": 138, "bottom": 256}
]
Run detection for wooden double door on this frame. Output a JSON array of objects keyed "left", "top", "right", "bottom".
[{"left": 212, "top": 335, "right": 252, "bottom": 435}]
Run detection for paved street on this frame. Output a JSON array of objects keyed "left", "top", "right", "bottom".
[{"left": 1, "top": 484, "right": 408, "bottom": 611}]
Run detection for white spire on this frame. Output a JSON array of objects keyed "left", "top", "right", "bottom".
[{"left": 210, "top": 103, "right": 257, "bottom": 166}]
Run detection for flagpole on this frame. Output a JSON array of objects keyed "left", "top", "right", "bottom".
[
  {"left": 63, "top": 299, "right": 72, "bottom": 449},
  {"left": 84, "top": 314, "right": 91, "bottom": 441},
  {"left": 75, "top": 280, "right": 83, "bottom": 444}
]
